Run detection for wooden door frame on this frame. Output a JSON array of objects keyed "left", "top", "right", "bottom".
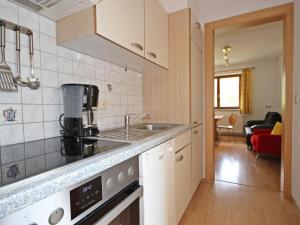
[{"left": 204, "top": 3, "right": 294, "bottom": 197}]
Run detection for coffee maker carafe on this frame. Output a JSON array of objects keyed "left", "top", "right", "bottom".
[{"left": 60, "top": 84, "right": 99, "bottom": 155}]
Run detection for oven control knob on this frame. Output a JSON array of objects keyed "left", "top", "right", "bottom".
[
  {"left": 48, "top": 208, "right": 64, "bottom": 225},
  {"left": 118, "top": 172, "right": 126, "bottom": 182},
  {"left": 106, "top": 178, "right": 114, "bottom": 189},
  {"left": 128, "top": 167, "right": 135, "bottom": 176}
]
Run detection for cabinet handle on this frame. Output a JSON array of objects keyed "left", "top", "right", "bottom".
[
  {"left": 147, "top": 52, "right": 157, "bottom": 59},
  {"left": 193, "top": 130, "right": 199, "bottom": 135},
  {"left": 131, "top": 43, "right": 144, "bottom": 51},
  {"left": 193, "top": 121, "right": 198, "bottom": 125},
  {"left": 195, "top": 22, "right": 201, "bottom": 29},
  {"left": 176, "top": 155, "right": 184, "bottom": 162},
  {"left": 159, "top": 153, "right": 167, "bottom": 160}
]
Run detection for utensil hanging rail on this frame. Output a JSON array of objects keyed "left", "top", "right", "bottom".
[
  {"left": 0, "top": 19, "right": 32, "bottom": 35},
  {"left": 0, "top": 18, "right": 40, "bottom": 90}
]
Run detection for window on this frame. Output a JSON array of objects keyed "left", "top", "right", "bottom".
[{"left": 214, "top": 75, "right": 241, "bottom": 109}]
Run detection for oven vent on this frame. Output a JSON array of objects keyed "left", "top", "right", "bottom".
[{"left": 9, "top": 0, "right": 63, "bottom": 12}]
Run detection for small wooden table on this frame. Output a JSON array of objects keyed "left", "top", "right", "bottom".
[{"left": 214, "top": 115, "right": 224, "bottom": 143}]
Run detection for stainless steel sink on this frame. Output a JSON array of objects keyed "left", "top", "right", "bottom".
[
  {"left": 99, "top": 124, "right": 179, "bottom": 142},
  {"left": 132, "top": 124, "right": 173, "bottom": 131}
]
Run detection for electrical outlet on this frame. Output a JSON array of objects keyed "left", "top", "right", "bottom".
[{"left": 98, "top": 99, "right": 108, "bottom": 110}]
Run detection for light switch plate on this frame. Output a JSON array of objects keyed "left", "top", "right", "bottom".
[{"left": 294, "top": 94, "right": 299, "bottom": 104}]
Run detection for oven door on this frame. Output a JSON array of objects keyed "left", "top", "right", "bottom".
[{"left": 75, "top": 182, "right": 143, "bottom": 225}]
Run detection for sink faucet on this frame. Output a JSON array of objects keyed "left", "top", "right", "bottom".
[{"left": 124, "top": 112, "right": 151, "bottom": 129}]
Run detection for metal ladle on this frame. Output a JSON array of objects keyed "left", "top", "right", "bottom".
[{"left": 14, "top": 26, "right": 40, "bottom": 89}]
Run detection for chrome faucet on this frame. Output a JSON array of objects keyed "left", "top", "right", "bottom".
[{"left": 124, "top": 112, "right": 151, "bottom": 129}]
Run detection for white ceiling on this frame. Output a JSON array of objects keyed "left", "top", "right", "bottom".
[{"left": 215, "top": 21, "right": 283, "bottom": 67}]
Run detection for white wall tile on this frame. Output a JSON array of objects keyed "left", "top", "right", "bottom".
[
  {"left": 57, "top": 47, "right": 73, "bottom": 59},
  {"left": 0, "top": 90, "right": 22, "bottom": 104},
  {"left": 40, "top": 34, "right": 57, "bottom": 55},
  {"left": 0, "top": 0, "right": 18, "bottom": 23},
  {"left": 39, "top": 16, "right": 56, "bottom": 38},
  {"left": 23, "top": 105, "right": 43, "bottom": 123},
  {"left": 22, "top": 87, "right": 43, "bottom": 104},
  {"left": 44, "top": 121, "right": 60, "bottom": 138},
  {"left": 42, "top": 87, "right": 60, "bottom": 104},
  {"left": 18, "top": 7, "right": 39, "bottom": 32},
  {"left": 59, "top": 73, "right": 73, "bottom": 85},
  {"left": 73, "top": 61, "right": 84, "bottom": 76},
  {"left": 24, "top": 123, "right": 44, "bottom": 142},
  {"left": 41, "top": 70, "right": 59, "bottom": 87},
  {"left": 0, "top": 104, "right": 22, "bottom": 125},
  {"left": 0, "top": 124, "right": 24, "bottom": 145},
  {"left": 41, "top": 52, "right": 58, "bottom": 71},
  {"left": 85, "top": 55, "right": 96, "bottom": 65},
  {"left": 43, "top": 105, "right": 60, "bottom": 121},
  {"left": 58, "top": 57, "right": 72, "bottom": 74}
]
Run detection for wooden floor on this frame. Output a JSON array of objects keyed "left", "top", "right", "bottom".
[
  {"left": 215, "top": 136, "right": 281, "bottom": 191},
  {"left": 179, "top": 181, "right": 300, "bottom": 225}
]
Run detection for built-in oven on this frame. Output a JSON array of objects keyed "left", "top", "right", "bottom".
[
  {"left": 0, "top": 157, "right": 142, "bottom": 225},
  {"left": 70, "top": 156, "right": 142, "bottom": 225}
]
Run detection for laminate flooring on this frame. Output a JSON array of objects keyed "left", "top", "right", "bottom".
[
  {"left": 215, "top": 136, "right": 281, "bottom": 191},
  {"left": 179, "top": 181, "right": 300, "bottom": 225}
]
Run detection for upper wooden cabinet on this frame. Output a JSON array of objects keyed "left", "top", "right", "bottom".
[
  {"left": 145, "top": 0, "right": 169, "bottom": 68},
  {"left": 57, "top": 0, "right": 168, "bottom": 72},
  {"left": 190, "top": 13, "right": 203, "bottom": 51},
  {"left": 143, "top": 8, "right": 203, "bottom": 125},
  {"left": 191, "top": 40, "right": 203, "bottom": 126},
  {"left": 96, "top": 0, "right": 145, "bottom": 56}
]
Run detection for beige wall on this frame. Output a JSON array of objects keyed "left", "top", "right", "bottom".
[{"left": 198, "top": 0, "right": 293, "bottom": 25}]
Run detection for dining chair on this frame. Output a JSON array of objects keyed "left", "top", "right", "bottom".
[{"left": 217, "top": 113, "right": 237, "bottom": 142}]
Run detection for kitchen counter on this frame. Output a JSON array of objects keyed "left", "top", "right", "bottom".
[{"left": 0, "top": 124, "right": 191, "bottom": 219}]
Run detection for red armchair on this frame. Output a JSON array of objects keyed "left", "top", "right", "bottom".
[{"left": 251, "top": 128, "right": 281, "bottom": 162}]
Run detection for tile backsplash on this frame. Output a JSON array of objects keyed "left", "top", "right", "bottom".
[{"left": 0, "top": 0, "right": 143, "bottom": 146}]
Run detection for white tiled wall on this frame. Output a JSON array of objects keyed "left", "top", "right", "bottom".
[{"left": 0, "top": 0, "right": 143, "bottom": 146}]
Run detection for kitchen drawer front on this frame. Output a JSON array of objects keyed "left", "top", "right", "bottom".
[{"left": 175, "top": 130, "right": 192, "bottom": 152}]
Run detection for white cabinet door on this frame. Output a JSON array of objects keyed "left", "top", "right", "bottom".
[
  {"left": 191, "top": 41, "right": 203, "bottom": 126},
  {"left": 140, "top": 140, "right": 175, "bottom": 225},
  {"left": 96, "top": 0, "right": 145, "bottom": 56},
  {"left": 191, "top": 125, "right": 203, "bottom": 193},
  {"left": 145, "top": 0, "right": 168, "bottom": 68},
  {"left": 175, "top": 144, "right": 192, "bottom": 224}
]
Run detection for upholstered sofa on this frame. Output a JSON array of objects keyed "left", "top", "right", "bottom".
[
  {"left": 244, "top": 112, "right": 282, "bottom": 149},
  {"left": 251, "top": 128, "right": 281, "bottom": 161}
]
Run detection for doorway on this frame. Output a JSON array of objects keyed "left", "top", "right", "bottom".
[
  {"left": 204, "top": 3, "right": 294, "bottom": 197},
  {"left": 213, "top": 21, "right": 283, "bottom": 191}
]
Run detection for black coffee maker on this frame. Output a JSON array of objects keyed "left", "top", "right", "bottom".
[{"left": 60, "top": 84, "right": 99, "bottom": 155}]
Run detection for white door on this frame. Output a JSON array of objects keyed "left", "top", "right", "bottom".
[
  {"left": 96, "top": 0, "right": 145, "bottom": 56},
  {"left": 140, "top": 140, "right": 175, "bottom": 225}
]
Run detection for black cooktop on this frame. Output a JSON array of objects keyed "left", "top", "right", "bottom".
[{"left": 0, "top": 137, "right": 130, "bottom": 188}]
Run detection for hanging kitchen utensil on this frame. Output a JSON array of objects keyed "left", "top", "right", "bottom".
[
  {"left": 0, "top": 21, "right": 17, "bottom": 92},
  {"left": 27, "top": 31, "right": 40, "bottom": 89},
  {"left": 14, "top": 27, "right": 40, "bottom": 89}
]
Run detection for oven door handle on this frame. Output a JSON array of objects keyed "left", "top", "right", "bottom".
[{"left": 94, "top": 186, "right": 143, "bottom": 225}]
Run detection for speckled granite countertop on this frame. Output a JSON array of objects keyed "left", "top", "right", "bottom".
[{"left": 0, "top": 124, "right": 191, "bottom": 219}]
